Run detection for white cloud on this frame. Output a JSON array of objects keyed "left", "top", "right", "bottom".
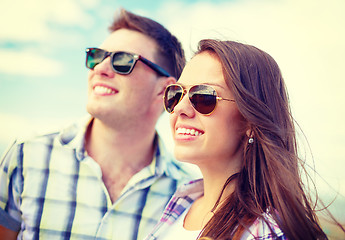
[
  {"left": 0, "top": 0, "right": 95, "bottom": 42},
  {"left": 45, "top": 0, "right": 94, "bottom": 27},
  {"left": 1, "top": 0, "right": 48, "bottom": 41},
  {"left": 79, "top": 0, "right": 101, "bottom": 9},
  {"left": 159, "top": 0, "right": 345, "bottom": 59},
  {"left": 0, "top": 49, "right": 64, "bottom": 77},
  {"left": 0, "top": 114, "right": 37, "bottom": 144},
  {"left": 0, "top": 0, "right": 103, "bottom": 77}
]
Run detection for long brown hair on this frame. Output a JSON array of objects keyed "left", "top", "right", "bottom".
[{"left": 196, "top": 39, "right": 333, "bottom": 240}]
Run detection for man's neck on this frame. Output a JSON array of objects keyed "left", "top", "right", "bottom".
[{"left": 85, "top": 118, "right": 156, "bottom": 202}]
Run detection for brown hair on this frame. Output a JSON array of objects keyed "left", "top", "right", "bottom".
[
  {"left": 109, "top": 8, "right": 185, "bottom": 79},
  {"left": 196, "top": 39, "right": 339, "bottom": 240}
]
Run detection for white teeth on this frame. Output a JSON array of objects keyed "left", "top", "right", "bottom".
[
  {"left": 94, "top": 86, "right": 116, "bottom": 94},
  {"left": 176, "top": 127, "right": 203, "bottom": 136}
]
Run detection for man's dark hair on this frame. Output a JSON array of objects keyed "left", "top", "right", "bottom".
[{"left": 109, "top": 8, "right": 185, "bottom": 79}]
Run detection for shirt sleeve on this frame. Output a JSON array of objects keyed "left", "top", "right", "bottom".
[{"left": 0, "top": 141, "right": 23, "bottom": 231}]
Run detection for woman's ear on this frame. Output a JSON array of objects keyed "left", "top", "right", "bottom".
[{"left": 246, "top": 129, "right": 252, "bottom": 138}]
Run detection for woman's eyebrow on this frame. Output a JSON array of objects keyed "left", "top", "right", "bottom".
[
  {"left": 179, "top": 83, "right": 226, "bottom": 89},
  {"left": 202, "top": 83, "right": 226, "bottom": 89}
]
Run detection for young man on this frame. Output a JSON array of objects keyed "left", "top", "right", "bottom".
[{"left": 0, "top": 9, "right": 194, "bottom": 240}]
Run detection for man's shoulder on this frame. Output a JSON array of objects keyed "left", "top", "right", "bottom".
[
  {"left": 0, "top": 118, "right": 90, "bottom": 171},
  {"left": 14, "top": 117, "right": 88, "bottom": 149},
  {"left": 13, "top": 130, "right": 60, "bottom": 148}
]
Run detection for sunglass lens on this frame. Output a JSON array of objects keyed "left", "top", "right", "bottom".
[
  {"left": 86, "top": 48, "right": 106, "bottom": 69},
  {"left": 189, "top": 85, "right": 217, "bottom": 114},
  {"left": 164, "top": 85, "right": 183, "bottom": 113},
  {"left": 112, "top": 52, "right": 135, "bottom": 74}
]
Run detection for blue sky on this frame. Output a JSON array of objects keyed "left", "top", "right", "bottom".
[{"left": 1, "top": 0, "right": 345, "bottom": 220}]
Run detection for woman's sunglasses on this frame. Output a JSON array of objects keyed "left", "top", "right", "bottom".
[
  {"left": 85, "top": 48, "right": 171, "bottom": 77},
  {"left": 164, "top": 84, "right": 235, "bottom": 115}
]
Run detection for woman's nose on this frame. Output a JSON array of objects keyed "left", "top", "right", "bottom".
[{"left": 172, "top": 93, "right": 196, "bottom": 118}]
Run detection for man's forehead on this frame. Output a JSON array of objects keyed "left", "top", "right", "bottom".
[{"left": 100, "top": 29, "right": 158, "bottom": 59}]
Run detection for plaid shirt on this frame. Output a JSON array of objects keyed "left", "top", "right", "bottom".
[
  {"left": 0, "top": 117, "right": 194, "bottom": 240},
  {"left": 145, "top": 179, "right": 287, "bottom": 240}
]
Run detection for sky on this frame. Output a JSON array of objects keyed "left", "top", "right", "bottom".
[{"left": 1, "top": 0, "right": 345, "bottom": 221}]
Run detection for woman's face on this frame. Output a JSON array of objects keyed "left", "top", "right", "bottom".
[{"left": 169, "top": 52, "right": 246, "bottom": 172}]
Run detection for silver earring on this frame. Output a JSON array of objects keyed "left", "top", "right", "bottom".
[{"left": 248, "top": 137, "right": 254, "bottom": 144}]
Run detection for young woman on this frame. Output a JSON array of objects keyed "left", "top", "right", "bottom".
[{"left": 145, "top": 39, "right": 343, "bottom": 239}]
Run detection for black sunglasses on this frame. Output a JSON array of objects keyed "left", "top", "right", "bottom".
[
  {"left": 85, "top": 48, "right": 171, "bottom": 77},
  {"left": 164, "top": 84, "right": 235, "bottom": 115}
]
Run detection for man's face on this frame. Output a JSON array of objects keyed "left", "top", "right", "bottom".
[{"left": 86, "top": 29, "right": 163, "bottom": 127}]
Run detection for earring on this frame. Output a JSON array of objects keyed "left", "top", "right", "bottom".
[{"left": 248, "top": 137, "right": 254, "bottom": 144}]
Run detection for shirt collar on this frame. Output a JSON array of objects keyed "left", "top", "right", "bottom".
[
  {"left": 58, "top": 116, "right": 92, "bottom": 161},
  {"left": 174, "top": 179, "right": 204, "bottom": 199}
]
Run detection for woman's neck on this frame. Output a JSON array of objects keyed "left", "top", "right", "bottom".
[{"left": 183, "top": 169, "right": 239, "bottom": 231}]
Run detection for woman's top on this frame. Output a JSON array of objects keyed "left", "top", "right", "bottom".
[{"left": 144, "top": 179, "right": 287, "bottom": 240}]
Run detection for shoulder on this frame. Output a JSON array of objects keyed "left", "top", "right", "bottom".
[
  {"left": 17, "top": 117, "right": 89, "bottom": 147},
  {"left": 161, "top": 179, "right": 203, "bottom": 222},
  {"left": 144, "top": 179, "right": 203, "bottom": 240},
  {"left": 0, "top": 131, "right": 59, "bottom": 167},
  {"left": 1, "top": 117, "right": 90, "bottom": 163},
  {"left": 241, "top": 212, "right": 286, "bottom": 240}
]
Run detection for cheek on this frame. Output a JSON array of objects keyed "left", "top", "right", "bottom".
[
  {"left": 127, "top": 84, "right": 155, "bottom": 105},
  {"left": 210, "top": 111, "right": 245, "bottom": 149},
  {"left": 227, "top": 111, "right": 246, "bottom": 140},
  {"left": 87, "top": 72, "right": 94, "bottom": 89},
  {"left": 87, "top": 70, "right": 93, "bottom": 80},
  {"left": 169, "top": 114, "right": 177, "bottom": 134},
  {"left": 127, "top": 74, "right": 156, "bottom": 94}
]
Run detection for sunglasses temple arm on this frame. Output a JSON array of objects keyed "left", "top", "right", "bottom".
[
  {"left": 217, "top": 97, "right": 235, "bottom": 102},
  {"left": 139, "top": 57, "right": 171, "bottom": 77}
]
